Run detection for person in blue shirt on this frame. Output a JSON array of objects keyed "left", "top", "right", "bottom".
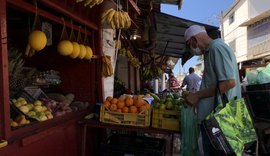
[
  {"left": 181, "top": 67, "right": 202, "bottom": 93},
  {"left": 184, "top": 25, "right": 241, "bottom": 156}
]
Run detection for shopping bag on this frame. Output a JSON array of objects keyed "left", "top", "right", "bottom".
[
  {"left": 180, "top": 106, "right": 200, "bottom": 156},
  {"left": 202, "top": 91, "right": 257, "bottom": 156}
]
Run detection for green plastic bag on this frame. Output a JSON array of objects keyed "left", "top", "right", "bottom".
[
  {"left": 180, "top": 106, "right": 199, "bottom": 156},
  {"left": 207, "top": 98, "right": 257, "bottom": 156}
]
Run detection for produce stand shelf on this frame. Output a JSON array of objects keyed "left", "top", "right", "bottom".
[
  {"left": 10, "top": 110, "right": 89, "bottom": 143},
  {"left": 78, "top": 119, "right": 180, "bottom": 156}
]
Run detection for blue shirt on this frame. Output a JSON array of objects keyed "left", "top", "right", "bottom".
[
  {"left": 198, "top": 39, "right": 241, "bottom": 123},
  {"left": 182, "top": 73, "right": 202, "bottom": 92}
]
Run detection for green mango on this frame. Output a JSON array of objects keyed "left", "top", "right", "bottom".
[
  {"left": 166, "top": 101, "right": 173, "bottom": 110},
  {"left": 159, "top": 104, "right": 166, "bottom": 110}
]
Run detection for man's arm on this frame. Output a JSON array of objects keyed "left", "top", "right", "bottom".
[{"left": 185, "top": 79, "right": 236, "bottom": 105}]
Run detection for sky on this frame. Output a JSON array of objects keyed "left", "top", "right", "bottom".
[{"left": 161, "top": 0, "right": 235, "bottom": 75}]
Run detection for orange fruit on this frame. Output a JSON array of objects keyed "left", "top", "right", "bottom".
[
  {"left": 134, "top": 97, "right": 144, "bottom": 107},
  {"left": 122, "top": 107, "right": 129, "bottom": 113},
  {"left": 110, "top": 104, "right": 117, "bottom": 111},
  {"left": 110, "top": 98, "right": 118, "bottom": 104},
  {"left": 106, "top": 96, "right": 113, "bottom": 102},
  {"left": 117, "top": 101, "right": 125, "bottom": 109},
  {"left": 129, "top": 106, "right": 137, "bottom": 113},
  {"left": 118, "top": 97, "right": 125, "bottom": 102},
  {"left": 103, "top": 101, "right": 111, "bottom": 109},
  {"left": 125, "top": 97, "right": 133, "bottom": 106}
]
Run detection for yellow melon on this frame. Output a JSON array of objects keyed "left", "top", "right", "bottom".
[
  {"left": 57, "top": 40, "right": 73, "bottom": 56},
  {"left": 84, "top": 46, "right": 93, "bottom": 60},
  {"left": 28, "top": 30, "right": 47, "bottom": 51},
  {"left": 69, "top": 42, "right": 80, "bottom": 58},
  {"left": 78, "top": 44, "right": 86, "bottom": 59}
]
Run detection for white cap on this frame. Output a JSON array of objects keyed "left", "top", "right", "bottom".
[{"left": 184, "top": 25, "right": 207, "bottom": 42}]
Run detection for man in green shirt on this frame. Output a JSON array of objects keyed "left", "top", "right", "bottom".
[{"left": 184, "top": 25, "right": 241, "bottom": 156}]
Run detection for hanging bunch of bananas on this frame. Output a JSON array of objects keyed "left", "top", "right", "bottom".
[
  {"left": 141, "top": 65, "right": 163, "bottom": 81},
  {"left": 101, "top": 8, "right": 131, "bottom": 29},
  {"left": 118, "top": 48, "right": 141, "bottom": 68},
  {"left": 76, "top": 0, "right": 104, "bottom": 8},
  {"left": 102, "top": 55, "right": 113, "bottom": 77}
]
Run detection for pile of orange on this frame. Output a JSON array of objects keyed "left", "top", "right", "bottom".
[{"left": 103, "top": 95, "right": 151, "bottom": 113}]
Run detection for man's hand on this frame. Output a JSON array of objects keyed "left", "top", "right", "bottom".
[{"left": 185, "top": 92, "right": 200, "bottom": 106}]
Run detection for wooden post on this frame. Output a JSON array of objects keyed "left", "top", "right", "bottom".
[{"left": 0, "top": 0, "right": 11, "bottom": 139}]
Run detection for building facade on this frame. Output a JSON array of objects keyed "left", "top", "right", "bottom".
[{"left": 222, "top": 0, "right": 270, "bottom": 63}]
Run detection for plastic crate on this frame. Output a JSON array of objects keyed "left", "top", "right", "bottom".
[
  {"left": 151, "top": 109, "right": 180, "bottom": 131},
  {"left": 99, "top": 105, "right": 151, "bottom": 127},
  {"left": 245, "top": 90, "right": 270, "bottom": 122},
  {"left": 101, "top": 134, "right": 166, "bottom": 156}
]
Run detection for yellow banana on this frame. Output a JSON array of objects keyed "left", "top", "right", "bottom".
[
  {"left": 123, "top": 12, "right": 130, "bottom": 28},
  {"left": 106, "top": 9, "right": 116, "bottom": 25},
  {"left": 84, "top": 0, "right": 93, "bottom": 6},
  {"left": 119, "top": 11, "right": 125, "bottom": 29},
  {"left": 87, "top": 0, "right": 97, "bottom": 8},
  {"left": 96, "top": 0, "right": 104, "bottom": 5},
  {"left": 89, "top": 0, "right": 98, "bottom": 8},
  {"left": 110, "top": 17, "right": 116, "bottom": 29},
  {"left": 124, "top": 12, "right": 131, "bottom": 28},
  {"left": 102, "top": 8, "right": 113, "bottom": 20},
  {"left": 0, "top": 140, "right": 8, "bottom": 148},
  {"left": 113, "top": 11, "right": 120, "bottom": 29}
]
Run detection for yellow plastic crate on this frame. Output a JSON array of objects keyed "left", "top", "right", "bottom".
[
  {"left": 151, "top": 109, "right": 180, "bottom": 131},
  {"left": 99, "top": 105, "right": 151, "bottom": 127}
]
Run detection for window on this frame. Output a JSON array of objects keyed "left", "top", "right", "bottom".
[
  {"left": 229, "top": 12, "right": 235, "bottom": 24},
  {"left": 229, "top": 40, "right": 236, "bottom": 53}
]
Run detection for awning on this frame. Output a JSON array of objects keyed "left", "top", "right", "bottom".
[
  {"left": 153, "top": 0, "right": 183, "bottom": 9},
  {"left": 153, "top": 12, "right": 219, "bottom": 65},
  {"left": 240, "top": 10, "right": 270, "bottom": 26}
]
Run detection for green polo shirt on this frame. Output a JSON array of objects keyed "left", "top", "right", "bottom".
[{"left": 198, "top": 39, "right": 241, "bottom": 123}]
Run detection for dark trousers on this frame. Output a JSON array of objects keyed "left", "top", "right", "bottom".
[{"left": 200, "top": 124, "right": 218, "bottom": 156}]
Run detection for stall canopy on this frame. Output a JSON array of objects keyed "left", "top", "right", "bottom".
[
  {"left": 153, "top": 0, "right": 184, "bottom": 9},
  {"left": 153, "top": 12, "right": 220, "bottom": 65}
]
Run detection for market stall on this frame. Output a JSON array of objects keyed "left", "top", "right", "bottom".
[
  {"left": 0, "top": 0, "right": 223, "bottom": 155},
  {"left": 0, "top": 0, "right": 102, "bottom": 155}
]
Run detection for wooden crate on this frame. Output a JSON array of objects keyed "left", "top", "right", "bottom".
[
  {"left": 151, "top": 109, "right": 180, "bottom": 131},
  {"left": 99, "top": 105, "right": 151, "bottom": 127}
]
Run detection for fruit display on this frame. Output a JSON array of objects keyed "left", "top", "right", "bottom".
[
  {"left": 102, "top": 95, "right": 151, "bottom": 114},
  {"left": 8, "top": 48, "right": 36, "bottom": 96},
  {"left": 100, "top": 95, "right": 152, "bottom": 127},
  {"left": 150, "top": 93, "right": 183, "bottom": 111},
  {"left": 101, "top": 8, "right": 131, "bottom": 29},
  {"left": 11, "top": 97, "right": 53, "bottom": 122},
  {"left": 40, "top": 98, "right": 73, "bottom": 117},
  {"left": 119, "top": 48, "right": 141, "bottom": 68},
  {"left": 150, "top": 92, "right": 183, "bottom": 131},
  {"left": 76, "top": 0, "right": 104, "bottom": 8}
]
